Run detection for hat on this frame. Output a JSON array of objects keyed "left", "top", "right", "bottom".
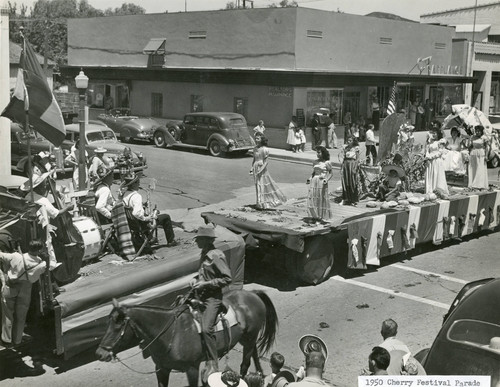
[
  {"left": 120, "top": 171, "right": 140, "bottom": 189},
  {"left": 298, "top": 334, "right": 328, "bottom": 362},
  {"left": 207, "top": 371, "right": 248, "bottom": 387},
  {"left": 19, "top": 171, "right": 51, "bottom": 192},
  {"left": 92, "top": 166, "right": 114, "bottom": 188},
  {"left": 195, "top": 224, "right": 216, "bottom": 238},
  {"left": 382, "top": 164, "right": 405, "bottom": 178},
  {"left": 270, "top": 370, "right": 296, "bottom": 387},
  {"left": 94, "top": 147, "right": 107, "bottom": 154}
]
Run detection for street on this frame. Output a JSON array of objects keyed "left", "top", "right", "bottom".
[{"left": 2, "top": 142, "right": 500, "bottom": 386}]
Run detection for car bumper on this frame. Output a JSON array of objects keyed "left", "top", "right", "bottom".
[
  {"left": 135, "top": 132, "right": 154, "bottom": 140},
  {"left": 227, "top": 145, "right": 254, "bottom": 153}
]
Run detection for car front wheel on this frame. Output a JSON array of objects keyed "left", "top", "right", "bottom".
[
  {"left": 209, "top": 140, "right": 225, "bottom": 157},
  {"left": 154, "top": 132, "right": 167, "bottom": 148}
]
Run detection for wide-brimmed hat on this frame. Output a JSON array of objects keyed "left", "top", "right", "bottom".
[
  {"left": 92, "top": 166, "right": 114, "bottom": 188},
  {"left": 195, "top": 224, "right": 216, "bottom": 239},
  {"left": 19, "top": 171, "right": 51, "bottom": 192},
  {"left": 207, "top": 371, "right": 248, "bottom": 387},
  {"left": 120, "top": 171, "right": 140, "bottom": 189},
  {"left": 382, "top": 164, "right": 405, "bottom": 178},
  {"left": 94, "top": 147, "right": 107, "bottom": 154},
  {"left": 298, "top": 334, "right": 328, "bottom": 362},
  {"left": 270, "top": 370, "right": 296, "bottom": 387}
]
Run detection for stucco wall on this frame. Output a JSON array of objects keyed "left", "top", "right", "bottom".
[
  {"left": 295, "top": 9, "right": 454, "bottom": 73},
  {"left": 68, "top": 8, "right": 296, "bottom": 69},
  {"left": 130, "top": 80, "right": 293, "bottom": 128},
  {"left": 421, "top": 3, "right": 500, "bottom": 35}
]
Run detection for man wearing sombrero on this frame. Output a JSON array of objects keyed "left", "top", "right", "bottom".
[
  {"left": 290, "top": 335, "right": 332, "bottom": 386},
  {"left": 377, "top": 165, "right": 405, "bottom": 202},
  {"left": 89, "top": 147, "right": 114, "bottom": 184},
  {"left": 191, "top": 224, "right": 232, "bottom": 381},
  {"left": 120, "top": 172, "right": 177, "bottom": 247},
  {"left": 93, "top": 165, "right": 116, "bottom": 224}
]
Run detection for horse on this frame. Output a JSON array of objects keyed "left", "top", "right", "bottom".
[{"left": 96, "top": 289, "right": 279, "bottom": 387}]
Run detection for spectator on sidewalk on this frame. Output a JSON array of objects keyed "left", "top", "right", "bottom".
[
  {"left": 372, "top": 101, "right": 380, "bottom": 131},
  {"left": 263, "top": 352, "right": 285, "bottom": 387},
  {"left": 367, "top": 347, "right": 390, "bottom": 375},
  {"left": 295, "top": 126, "right": 306, "bottom": 153},
  {"left": 327, "top": 113, "right": 338, "bottom": 149},
  {"left": 365, "top": 124, "right": 377, "bottom": 165},
  {"left": 289, "top": 351, "right": 332, "bottom": 386},
  {"left": 311, "top": 114, "right": 321, "bottom": 150},
  {"left": 287, "top": 116, "right": 298, "bottom": 153},
  {"left": 254, "top": 120, "right": 265, "bottom": 137}
]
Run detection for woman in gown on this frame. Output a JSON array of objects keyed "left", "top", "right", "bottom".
[
  {"left": 341, "top": 136, "right": 360, "bottom": 205},
  {"left": 425, "top": 128, "right": 449, "bottom": 195},
  {"left": 307, "top": 146, "right": 334, "bottom": 220},
  {"left": 443, "top": 127, "right": 466, "bottom": 174},
  {"left": 251, "top": 134, "right": 287, "bottom": 209},
  {"left": 468, "top": 125, "right": 489, "bottom": 190}
]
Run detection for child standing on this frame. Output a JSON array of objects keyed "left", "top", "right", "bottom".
[
  {"left": 263, "top": 352, "right": 285, "bottom": 387},
  {"left": 295, "top": 126, "right": 306, "bottom": 153}
]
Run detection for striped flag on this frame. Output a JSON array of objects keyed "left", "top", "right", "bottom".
[
  {"left": 386, "top": 82, "right": 397, "bottom": 116},
  {"left": 1, "top": 40, "right": 65, "bottom": 146}
]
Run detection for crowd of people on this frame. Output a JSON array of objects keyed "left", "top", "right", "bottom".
[{"left": 206, "top": 319, "right": 425, "bottom": 387}]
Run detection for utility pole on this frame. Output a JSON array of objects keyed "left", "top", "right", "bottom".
[{"left": 0, "top": 6, "right": 11, "bottom": 175}]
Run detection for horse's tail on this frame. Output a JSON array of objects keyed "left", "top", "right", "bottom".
[{"left": 254, "top": 290, "right": 279, "bottom": 356}]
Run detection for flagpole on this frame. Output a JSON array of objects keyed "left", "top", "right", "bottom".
[{"left": 20, "top": 28, "right": 35, "bottom": 203}]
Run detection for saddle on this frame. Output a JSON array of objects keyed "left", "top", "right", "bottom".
[{"left": 190, "top": 303, "right": 238, "bottom": 334}]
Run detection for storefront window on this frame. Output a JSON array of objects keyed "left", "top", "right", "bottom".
[
  {"left": 306, "top": 89, "right": 343, "bottom": 125},
  {"left": 491, "top": 73, "right": 500, "bottom": 115},
  {"left": 429, "top": 84, "right": 464, "bottom": 117}
]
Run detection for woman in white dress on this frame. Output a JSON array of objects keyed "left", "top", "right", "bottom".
[
  {"left": 468, "top": 125, "right": 489, "bottom": 190},
  {"left": 425, "top": 128, "right": 449, "bottom": 195},
  {"left": 286, "top": 116, "right": 298, "bottom": 152},
  {"left": 443, "top": 127, "right": 466, "bottom": 174}
]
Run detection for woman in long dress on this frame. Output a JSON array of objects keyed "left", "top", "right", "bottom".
[
  {"left": 251, "top": 134, "right": 286, "bottom": 209},
  {"left": 425, "top": 128, "right": 449, "bottom": 195},
  {"left": 341, "top": 136, "right": 360, "bottom": 205},
  {"left": 443, "top": 127, "right": 466, "bottom": 174},
  {"left": 468, "top": 125, "right": 489, "bottom": 190},
  {"left": 307, "top": 146, "right": 334, "bottom": 220},
  {"left": 286, "top": 116, "right": 298, "bottom": 152}
]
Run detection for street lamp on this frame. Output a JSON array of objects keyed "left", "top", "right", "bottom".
[{"left": 75, "top": 69, "right": 89, "bottom": 190}]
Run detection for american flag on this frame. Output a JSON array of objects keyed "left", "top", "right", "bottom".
[{"left": 386, "top": 82, "right": 397, "bottom": 115}]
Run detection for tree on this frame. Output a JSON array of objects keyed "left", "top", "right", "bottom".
[
  {"left": 268, "top": 0, "right": 298, "bottom": 7},
  {"left": 225, "top": 1, "right": 238, "bottom": 9},
  {"left": 8, "top": 1, "right": 29, "bottom": 45},
  {"left": 104, "top": 3, "right": 146, "bottom": 16}
]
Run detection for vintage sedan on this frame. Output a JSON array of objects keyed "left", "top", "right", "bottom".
[
  {"left": 11, "top": 123, "right": 73, "bottom": 175},
  {"left": 97, "top": 108, "right": 162, "bottom": 142},
  {"left": 415, "top": 278, "right": 500, "bottom": 386},
  {"left": 65, "top": 122, "right": 147, "bottom": 173},
  {"left": 153, "top": 112, "right": 255, "bottom": 157}
]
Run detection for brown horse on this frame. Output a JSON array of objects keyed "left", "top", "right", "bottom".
[{"left": 96, "top": 289, "right": 278, "bottom": 387}]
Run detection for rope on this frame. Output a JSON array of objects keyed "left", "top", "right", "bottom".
[{"left": 113, "top": 355, "right": 161, "bottom": 375}]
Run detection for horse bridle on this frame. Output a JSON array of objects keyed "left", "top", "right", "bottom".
[{"left": 101, "top": 306, "right": 186, "bottom": 366}]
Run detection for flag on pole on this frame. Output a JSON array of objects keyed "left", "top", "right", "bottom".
[
  {"left": 386, "top": 82, "right": 397, "bottom": 116},
  {"left": 1, "top": 40, "right": 65, "bottom": 146}
]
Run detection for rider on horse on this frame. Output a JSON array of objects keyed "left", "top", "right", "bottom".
[{"left": 191, "top": 224, "right": 232, "bottom": 379}]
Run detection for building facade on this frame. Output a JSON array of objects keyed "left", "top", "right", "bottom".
[
  {"left": 421, "top": 1, "right": 500, "bottom": 120},
  {"left": 64, "top": 7, "right": 471, "bottom": 143}
]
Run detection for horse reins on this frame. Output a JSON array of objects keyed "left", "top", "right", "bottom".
[{"left": 108, "top": 308, "right": 183, "bottom": 374}]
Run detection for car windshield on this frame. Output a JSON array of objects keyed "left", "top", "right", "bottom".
[
  {"left": 448, "top": 319, "right": 500, "bottom": 352},
  {"left": 102, "top": 130, "right": 116, "bottom": 140},
  {"left": 86, "top": 131, "right": 105, "bottom": 143}
]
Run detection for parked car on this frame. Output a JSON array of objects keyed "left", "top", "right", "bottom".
[
  {"left": 11, "top": 123, "right": 73, "bottom": 175},
  {"left": 153, "top": 112, "right": 255, "bottom": 157},
  {"left": 65, "top": 121, "right": 147, "bottom": 174},
  {"left": 97, "top": 108, "right": 162, "bottom": 142},
  {"left": 415, "top": 278, "right": 500, "bottom": 386}
]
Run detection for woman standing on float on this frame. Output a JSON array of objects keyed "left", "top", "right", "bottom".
[
  {"left": 307, "top": 146, "right": 334, "bottom": 220},
  {"left": 424, "top": 126, "right": 448, "bottom": 195},
  {"left": 468, "top": 125, "right": 489, "bottom": 190},
  {"left": 251, "top": 133, "right": 287, "bottom": 209}
]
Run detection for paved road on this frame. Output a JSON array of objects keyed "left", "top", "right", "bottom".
[{"left": 2, "top": 142, "right": 499, "bottom": 386}]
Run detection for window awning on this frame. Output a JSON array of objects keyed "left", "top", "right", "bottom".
[{"left": 143, "top": 38, "right": 166, "bottom": 54}]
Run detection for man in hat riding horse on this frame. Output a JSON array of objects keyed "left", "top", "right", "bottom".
[{"left": 191, "top": 224, "right": 232, "bottom": 380}]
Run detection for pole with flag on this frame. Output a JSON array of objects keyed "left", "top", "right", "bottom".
[
  {"left": 386, "top": 81, "right": 397, "bottom": 116},
  {"left": 1, "top": 27, "right": 65, "bottom": 200}
]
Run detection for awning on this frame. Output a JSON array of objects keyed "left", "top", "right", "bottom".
[{"left": 142, "top": 38, "right": 166, "bottom": 54}]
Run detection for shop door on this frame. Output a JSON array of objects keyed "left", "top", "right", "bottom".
[{"left": 343, "top": 92, "right": 360, "bottom": 122}]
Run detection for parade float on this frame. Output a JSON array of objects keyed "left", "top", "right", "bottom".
[{"left": 203, "top": 105, "right": 500, "bottom": 285}]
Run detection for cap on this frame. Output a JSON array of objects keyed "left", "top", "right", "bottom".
[{"left": 195, "top": 224, "right": 216, "bottom": 238}]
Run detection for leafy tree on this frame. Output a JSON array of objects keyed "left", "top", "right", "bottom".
[
  {"left": 225, "top": 1, "right": 238, "bottom": 9},
  {"left": 268, "top": 0, "right": 298, "bottom": 7},
  {"left": 104, "top": 3, "right": 145, "bottom": 16}
]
